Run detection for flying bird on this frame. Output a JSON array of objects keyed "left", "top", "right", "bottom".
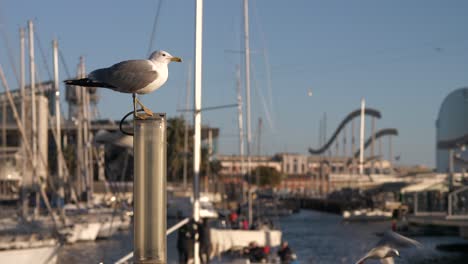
[
  {"left": 65, "top": 50, "right": 182, "bottom": 119},
  {"left": 355, "top": 230, "right": 422, "bottom": 264}
]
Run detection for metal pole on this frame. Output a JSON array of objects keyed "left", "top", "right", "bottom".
[
  {"left": 351, "top": 118, "right": 355, "bottom": 175},
  {"left": 2, "top": 98, "right": 5, "bottom": 152},
  {"left": 342, "top": 125, "right": 346, "bottom": 157},
  {"left": 53, "top": 39, "right": 64, "bottom": 207},
  {"left": 28, "top": 20, "right": 39, "bottom": 218},
  {"left": 193, "top": 1, "right": 203, "bottom": 263},
  {"left": 183, "top": 64, "right": 191, "bottom": 190},
  {"left": 244, "top": 0, "right": 253, "bottom": 226},
  {"left": 324, "top": 112, "right": 329, "bottom": 157},
  {"left": 371, "top": 117, "right": 375, "bottom": 175},
  {"left": 379, "top": 137, "right": 382, "bottom": 174},
  {"left": 388, "top": 135, "right": 393, "bottom": 174},
  {"left": 414, "top": 192, "right": 418, "bottom": 215},
  {"left": 359, "top": 98, "right": 365, "bottom": 175},
  {"left": 205, "top": 129, "right": 212, "bottom": 193},
  {"left": 343, "top": 126, "right": 347, "bottom": 173},
  {"left": 448, "top": 149, "right": 454, "bottom": 191},
  {"left": 236, "top": 65, "right": 245, "bottom": 201},
  {"left": 20, "top": 27, "right": 28, "bottom": 217},
  {"left": 256, "top": 118, "right": 262, "bottom": 186},
  {"left": 76, "top": 60, "right": 83, "bottom": 197},
  {"left": 133, "top": 115, "right": 167, "bottom": 264},
  {"left": 80, "top": 58, "right": 91, "bottom": 205}
]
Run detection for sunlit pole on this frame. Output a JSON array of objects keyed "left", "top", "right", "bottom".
[
  {"left": 359, "top": 98, "right": 365, "bottom": 175},
  {"left": 193, "top": 0, "right": 203, "bottom": 263}
]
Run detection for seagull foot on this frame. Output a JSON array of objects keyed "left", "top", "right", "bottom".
[
  {"left": 143, "top": 107, "right": 154, "bottom": 117},
  {"left": 135, "top": 112, "right": 151, "bottom": 120}
]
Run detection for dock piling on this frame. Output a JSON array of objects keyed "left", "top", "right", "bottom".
[{"left": 134, "top": 114, "right": 167, "bottom": 264}]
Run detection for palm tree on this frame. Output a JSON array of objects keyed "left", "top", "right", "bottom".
[
  {"left": 167, "top": 117, "right": 187, "bottom": 182},
  {"left": 166, "top": 116, "right": 222, "bottom": 184}
]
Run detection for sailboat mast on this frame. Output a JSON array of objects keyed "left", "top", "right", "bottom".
[
  {"left": 28, "top": 20, "right": 40, "bottom": 218},
  {"left": 183, "top": 64, "right": 191, "bottom": 189},
  {"left": 359, "top": 98, "right": 365, "bottom": 174},
  {"left": 256, "top": 118, "right": 262, "bottom": 186},
  {"left": 193, "top": 0, "right": 203, "bottom": 263},
  {"left": 243, "top": 0, "right": 253, "bottom": 227},
  {"left": 53, "top": 39, "right": 64, "bottom": 205},
  {"left": 20, "top": 27, "right": 28, "bottom": 217},
  {"left": 75, "top": 58, "right": 84, "bottom": 198},
  {"left": 236, "top": 65, "right": 245, "bottom": 177}
]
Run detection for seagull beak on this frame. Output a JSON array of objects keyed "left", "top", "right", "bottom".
[{"left": 170, "top": 56, "right": 182, "bottom": 62}]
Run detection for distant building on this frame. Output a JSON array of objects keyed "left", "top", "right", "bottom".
[
  {"left": 436, "top": 87, "right": 468, "bottom": 172},
  {"left": 218, "top": 152, "right": 393, "bottom": 195},
  {"left": 217, "top": 155, "right": 281, "bottom": 176}
]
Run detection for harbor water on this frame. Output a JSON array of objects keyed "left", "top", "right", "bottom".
[{"left": 58, "top": 210, "right": 468, "bottom": 263}]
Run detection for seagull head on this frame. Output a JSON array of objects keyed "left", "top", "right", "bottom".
[
  {"left": 386, "top": 248, "right": 400, "bottom": 258},
  {"left": 149, "top": 50, "right": 182, "bottom": 64}
]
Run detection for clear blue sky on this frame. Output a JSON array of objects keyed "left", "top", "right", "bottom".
[{"left": 1, "top": 0, "right": 468, "bottom": 167}]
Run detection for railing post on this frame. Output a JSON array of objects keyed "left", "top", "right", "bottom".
[
  {"left": 448, "top": 192, "right": 452, "bottom": 217},
  {"left": 134, "top": 114, "right": 167, "bottom": 264},
  {"left": 414, "top": 193, "right": 418, "bottom": 216}
]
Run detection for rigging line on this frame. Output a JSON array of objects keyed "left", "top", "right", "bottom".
[
  {"left": 0, "top": 28, "right": 20, "bottom": 86},
  {"left": 34, "top": 30, "right": 53, "bottom": 81},
  {"left": 146, "top": 0, "right": 164, "bottom": 57},
  {"left": 250, "top": 61, "right": 274, "bottom": 131},
  {"left": 250, "top": 0, "right": 275, "bottom": 124},
  {"left": 58, "top": 48, "right": 72, "bottom": 79}
]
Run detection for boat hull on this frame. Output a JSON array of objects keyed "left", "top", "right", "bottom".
[{"left": 0, "top": 245, "right": 59, "bottom": 264}]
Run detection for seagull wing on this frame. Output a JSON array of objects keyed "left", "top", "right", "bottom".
[
  {"left": 376, "top": 231, "right": 422, "bottom": 249},
  {"left": 355, "top": 253, "right": 371, "bottom": 264},
  {"left": 355, "top": 247, "right": 388, "bottom": 264},
  {"left": 380, "top": 257, "right": 394, "bottom": 264},
  {"left": 89, "top": 60, "right": 158, "bottom": 93}
]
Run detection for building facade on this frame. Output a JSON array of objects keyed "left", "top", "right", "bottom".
[{"left": 436, "top": 87, "right": 468, "bottom": 172}]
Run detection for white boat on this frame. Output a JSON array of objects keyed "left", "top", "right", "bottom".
[
  {"left": 0, "top": 235, "right": 59, "bottom": 264},
  {"left": 62, "top": 222, "right": 101, "bottom": 243},
  {"left": 342, "top": 208, "right": 393, "bottom": 221},
  {"left": 62, "top": 204, "right": 132, "bottom": 241},
  {"left": 167, "top": 195, "right": 219, "bottom": 219},
  {"left": 0, "top": 245, "right": 59, "bottom": 264},
  {"left": 210, "top": 229, "right": 282, "bottom": 258},
  {"left": 97, "top": 214, "right": 131, "bottom": 238}
]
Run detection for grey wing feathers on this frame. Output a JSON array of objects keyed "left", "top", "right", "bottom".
[
  {"left": 89, "top": 60, "right": 158, "bottom": 93},
  {"left": 376, "top": 231, "right": 422, "bottom": 249}
]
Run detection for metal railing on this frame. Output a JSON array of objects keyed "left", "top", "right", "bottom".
[
  {"left": 115, "top": 217, "right": 190, "bottom": 264},
  {"left": 413, "top": 192, "right": 447, "bottom": 217},
  {"left": 447, "top": 186, "right": 468, "bottom": 220}
]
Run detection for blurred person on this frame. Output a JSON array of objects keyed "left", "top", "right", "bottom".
[
  {"left": 278, "top": 241, "right": 294, "bottom": 264},
  {"left": 199, "top": 218, "right": 211, "bottom": 264}
]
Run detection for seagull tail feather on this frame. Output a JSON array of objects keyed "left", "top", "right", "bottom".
[{"left": 64, "top": 78, "right": 115, "bottom": 89}]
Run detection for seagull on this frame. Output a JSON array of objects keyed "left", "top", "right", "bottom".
[
  {"left": 355, "top": 230, "right": 422, "bottom": 264},
  {"left": 64, "top": 50, "right": 182, "bottom": 119}
]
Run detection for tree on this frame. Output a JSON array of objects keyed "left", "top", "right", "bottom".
[
  {"left": 251, "top": 166, "right": 282, "bottom": 187},
  {"left": 167, "top": 117, "right": 188, "bottom": 182},
  {"left": 166, "top": 117, "right": 221, "bottom": 183}
]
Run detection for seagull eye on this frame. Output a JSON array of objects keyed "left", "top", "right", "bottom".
[{"left": 162, "top": 54, "right": 166, "bottom": 57}]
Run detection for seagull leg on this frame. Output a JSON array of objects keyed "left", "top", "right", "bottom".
[
  {"left": 131, "top": 94, "right": 152, "bottom": 119},
  {"left": 132, "top": 93, "right": 137, "bottom": 118},
  {"left": 133, "top": 94, "right": 148, "bottom": 119},
  {"left": 135, "top": 97, "right": 154, "bottom": 117}
]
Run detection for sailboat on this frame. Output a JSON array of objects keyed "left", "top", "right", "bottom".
[{"left": 205, "top": 0, "right": 283, "bottom": 262}]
